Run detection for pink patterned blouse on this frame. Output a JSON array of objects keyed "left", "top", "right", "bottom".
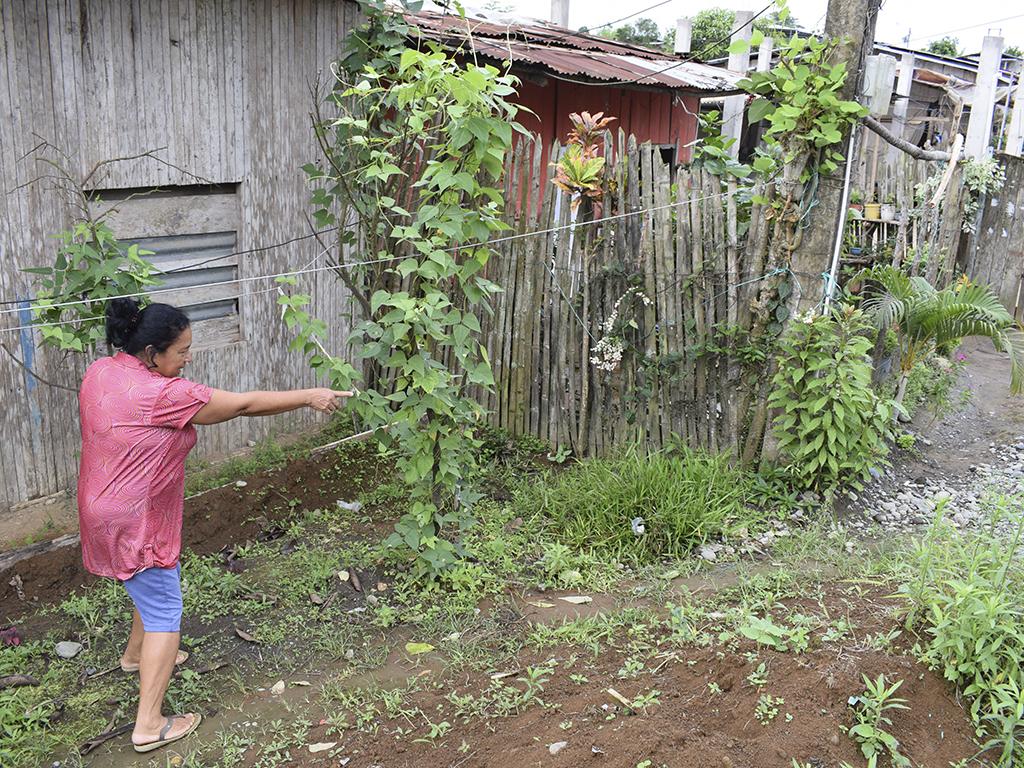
[{"left": 78, "top": 352, "right": 212, "bottom": 580}]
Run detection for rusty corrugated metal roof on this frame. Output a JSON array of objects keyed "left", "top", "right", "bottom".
[{"left": 404, "top": 10, "right": 745, "bottom": 94}]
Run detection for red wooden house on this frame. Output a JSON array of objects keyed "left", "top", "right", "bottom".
[{"left": 405, "top": 10, "right": 744, "bottom": 166}]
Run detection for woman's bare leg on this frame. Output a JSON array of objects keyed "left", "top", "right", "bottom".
[
  {"left": 130, "top": 631, "right": 196, "bottom": 745},
  {"left": 120, "top": 609, "right": 145, "bottom": 667}
]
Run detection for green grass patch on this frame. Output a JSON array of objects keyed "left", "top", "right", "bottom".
[{"left": 514, "top": 446, "right": 764, "bottom": 562}]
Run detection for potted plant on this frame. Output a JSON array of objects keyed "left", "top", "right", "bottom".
[
  {"left": 880, "top": 193, "right": 896, "bottom": 221},
  {"left": 849, "top": 188, "right": 864, "bottom": 213}
]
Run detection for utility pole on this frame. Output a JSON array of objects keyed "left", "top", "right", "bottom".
[
  {"left": 674, "top": 18, "right": 692, "bottom": 55},
  {"left": 721, "top": 10, "right": 755, "bottom": 158},
  {"left": 1007, "top": 75, "right": 1024, "bottom": 157},
  {"left": 787, "top": 0, "right": 882, "bottom": 313},
  {"left": 965, "top": 35, "right": 1005, "bottom": 159},
  {"left": 550, "top": 0, "right": 569, "bottom": 28},
  {"left": 887, "top": 52, "right": 916, "bottom": 170}
]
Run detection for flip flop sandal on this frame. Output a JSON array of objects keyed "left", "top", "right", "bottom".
[
  {"left": 121, "top": 649, "right": 189, "bottom": 673},
  {"left": 133, "top": 713, "right": 202, "bottom": 753}
]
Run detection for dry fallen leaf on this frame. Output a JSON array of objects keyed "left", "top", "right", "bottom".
[
  {"left": 528, "top": 601, "right": 556, "bottom": 609},
  {"left": 308, "top": 741, "right": 336, "bottom": 753},
  {"left": 558, "top": 595, "right": 593, "bottom": 605},
  {"left": 309, "top": 592, "right": 324, "bottom": 605},
  {"left": 234, "top": 627, "right": 258, "bottom": 643},
  {"left": 292, "top": 680, "right": 311, "bottom": 686},
  {"left": 270, "top": 680, "right": 285, "bottom": 695},
  {"left": 337, "top": 569, "right": 350, "bottom": 582}
]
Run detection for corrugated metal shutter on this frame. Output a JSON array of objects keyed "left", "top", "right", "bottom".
[
  {"left": 90, "top": 185, "right": 243, "bottom": 350},
  {"left": 134, "top": 231, "right": 239, "bottom": 321}
]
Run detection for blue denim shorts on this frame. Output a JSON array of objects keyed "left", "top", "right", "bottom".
[{"left": 122, "top": 564, "right": 183, "bottom": 632}]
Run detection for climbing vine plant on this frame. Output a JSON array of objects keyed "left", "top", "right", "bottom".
[
  {"left": 740, "top": 31, "right": 867, "bottom": 197},
  {"left": 282, "top": 0, "right": 525, "bottom": 578}
]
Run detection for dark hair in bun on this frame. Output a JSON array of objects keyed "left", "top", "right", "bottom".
[{"left": 105, "top": 298, "right": 190, "bottom": 355}]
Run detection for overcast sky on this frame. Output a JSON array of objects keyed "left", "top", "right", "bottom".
[{"left": 499, "top": 1, "right": 1024, "bottom": 54}]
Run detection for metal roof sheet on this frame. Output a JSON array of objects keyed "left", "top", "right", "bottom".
[{"left": 404, "top": 10, "right": 745, "bottom": 94}]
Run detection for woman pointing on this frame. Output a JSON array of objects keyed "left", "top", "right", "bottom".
[{"left": 77, "top": 297, "right": 351, "bottom": 753}]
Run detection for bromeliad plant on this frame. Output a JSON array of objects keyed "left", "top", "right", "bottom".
[
  {"left": 283, "top": 0, "right": 525, "bottom": 578},
  {"left": 551, "top": 111, "right": 616, "bottom": 211},
  {"left": 767, "top": 305, "right": 894, "bottom": 491},
  {"left": 858, "top": 267, "right": 1024, "bottom": 409}
]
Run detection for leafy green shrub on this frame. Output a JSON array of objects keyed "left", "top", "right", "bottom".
[
  {"left": 515, "top": 446, "right": 757, "bottom": 561},
  {"left": 898, "top": 503, "right": 1024, "bottom": 765},
  {"left": 900, "top": 354, "right": 967, "bottom": 421},
  {"left": 768, "top": 306, "right": 894, "bottom": 490},
  {"left": 287, "top": 1, "right": 525, "bottom": 579}
]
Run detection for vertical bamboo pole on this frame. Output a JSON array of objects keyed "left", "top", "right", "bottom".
[
  {"left": 653, "top": 152, "right": 675, "bottom": 440},
  {"left": 689, "top": 170, "right": 708, "bottom": 449},
  {"left": 675, "top": 166, "right": 695, "bottom": 445},
  {"left": 723, "top": 179, "right": 740, "bottom": 452},
  {"left": 640, "top": 145, "right": 660, "bottom": 447}
]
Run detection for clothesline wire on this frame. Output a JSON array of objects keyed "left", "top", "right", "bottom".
[
  {"left": 0, "top": 281, "right": 290, "bottom": 337},
  {"left": 0, "top": 227, "right": 340, "bottom": 307},
  {"left": 584, "top": 0, "right": 675, "bottom": 33},
  {"left": 0, "top": 186, "right": 738, "bottom": 327}
]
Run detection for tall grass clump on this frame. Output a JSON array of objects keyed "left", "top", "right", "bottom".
[
  {"left": 897, "top": 497, "right": 1024, "bottom": 766},
  {"left": 515, "top": 446, "right": 757, "bottom": 561}
]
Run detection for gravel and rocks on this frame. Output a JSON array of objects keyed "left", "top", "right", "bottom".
[{"left": 845, "top": 434, "right": 1024, "bottom": 537}]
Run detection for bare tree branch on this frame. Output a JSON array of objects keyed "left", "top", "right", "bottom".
[
  {"left": 304, "top": 214, "right": 373, "bottom": 318},
  {"left": 0, "top": 343, "right": 79, "bottom": 393},
  {"left": 862, "top": 116, "right": 952, "bottom": 162}
]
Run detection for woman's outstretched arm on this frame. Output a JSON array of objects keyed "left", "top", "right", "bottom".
[{"left": 191, "top": 388, "right": 352, "bottom": 425}]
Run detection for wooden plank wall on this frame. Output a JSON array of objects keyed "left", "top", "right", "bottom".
[
  {"left": 0, "top": 0, "right": 359, "bottom": 513},
  {"left": 966, "top": 153, "right": 1024, "bottom": 314}
]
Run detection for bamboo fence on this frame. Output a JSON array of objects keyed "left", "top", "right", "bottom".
[
  {"left": 419, "top": 131, "right": 973, "bottom": 458},
  {"left": 471, "top": 133, "right": 774, "bottom": 456}
]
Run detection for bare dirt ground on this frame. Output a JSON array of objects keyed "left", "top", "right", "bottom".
[
  {"left": 2, "top": 343, "right": 1019, "bottom": 767},
  {"left": 897, "top": 338, "right": 1024, "bottom": 479}
]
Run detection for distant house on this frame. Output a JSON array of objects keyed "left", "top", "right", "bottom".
[
  {"left": 405, "top": 10, "right": 745, "bottom": 166},
  {"left": 872, "top": 43, "right": 1020, "bottom": 151},
  {"left": 711, "top": 38, "right": 1021, "bottom": 159}
]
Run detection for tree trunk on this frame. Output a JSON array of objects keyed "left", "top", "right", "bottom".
[
  {"left": 894, "top": 371, "right": 911, "bottom": 423},
  {"left": 788, "top": 0, "right": 883, "bottom": 315}
]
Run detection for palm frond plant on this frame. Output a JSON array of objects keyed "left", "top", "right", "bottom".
[{"left": 858, "top": 267, "right": 1024, "bottom": 413}]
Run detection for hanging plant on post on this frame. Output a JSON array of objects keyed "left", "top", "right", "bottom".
[{"left": 283, "top": 0, "right": 526, "bottom": 579}]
